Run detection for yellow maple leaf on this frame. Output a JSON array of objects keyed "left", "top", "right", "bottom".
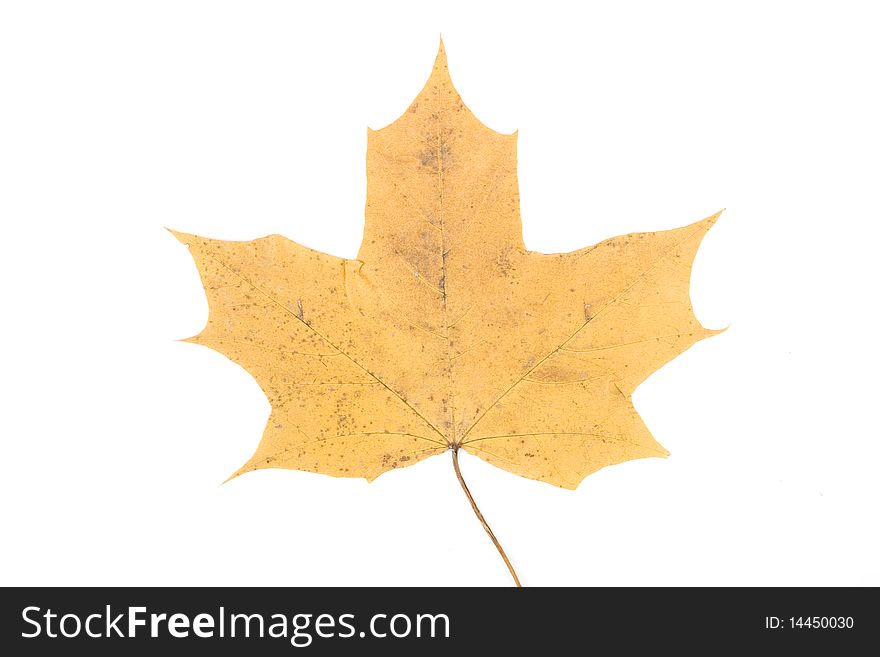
[{"left": 172, "top": 42, "right": 722, "bottom": 585}]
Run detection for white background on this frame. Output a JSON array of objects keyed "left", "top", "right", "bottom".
[{"left": 1, "top": 1, "right": 878, "bottom": 586}]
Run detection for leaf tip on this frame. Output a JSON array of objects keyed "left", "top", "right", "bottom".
[
  {"left": 704, "top": 324, "right": 730, "bottom": 338},
  {"left": 707, "top": 208, "right": 726, "bottom": 229},
  {"left": 222, "top": 463, "right": 253, "bottom": 485},
  {"left": 435, "top": 35, "right": 447, "bottom": 68},
  {"left": 427, "top": 37, "right": 451, "bottom": 88},
  {"left": 166, "top": 227, "right": 192, "bottom": 245},
  {"left": 700, "top": 208, "right": 725, "bottom": 229}
]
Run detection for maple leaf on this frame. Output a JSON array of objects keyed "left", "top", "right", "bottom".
[{"left": 171, "top": 42, "right": 722, "bottom": 585}]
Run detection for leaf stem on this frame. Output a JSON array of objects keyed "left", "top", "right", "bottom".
[{"left": 451, "top": 446, "right": 522, "bottom": 587}]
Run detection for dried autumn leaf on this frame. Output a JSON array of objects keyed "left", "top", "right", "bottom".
[{"left": 171, "top": 42, "right": 722, "bottom": 584}]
